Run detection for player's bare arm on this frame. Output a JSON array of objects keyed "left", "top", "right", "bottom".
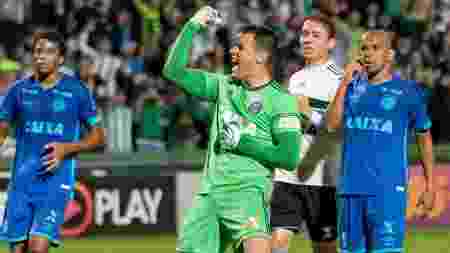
[
  {"left": 326, "top": 62, "right": 363, "bottom": 131},
  {"left": 296, "top": 95, "right": 312, "bottom": 128},
  {"left": 42, "top": 126, "right": 105, "bottom": 171},
  {"left": 162, "top": 6, "right": 219, "bottom": 100},
  {"left": 416, "top": 131, "right": 435, "bottom": 212},
  {"left": 0, "top": 121, "right": 8, "bottom": 145}
]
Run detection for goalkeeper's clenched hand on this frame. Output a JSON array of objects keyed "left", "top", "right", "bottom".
[{"left": 190, "top": 6, "right": 219, "bottom": 28}]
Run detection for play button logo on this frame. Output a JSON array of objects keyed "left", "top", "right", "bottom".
[
  {"left": 61, "top": 181, "right": 94, "bottom": 237},
  {"left": 64, "top": 200, "right": 82, "bottom": 222}
]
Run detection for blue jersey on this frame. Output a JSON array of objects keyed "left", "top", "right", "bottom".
[
  {"left": 0, "top": 74, "right": 99, "bottom": 193},
  {"left": 339, "top": 77, "right": 431, "bottom": 195}
]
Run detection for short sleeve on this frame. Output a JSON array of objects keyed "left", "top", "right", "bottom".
[
  {"left": 78, "top": 84, "right": 100, "bottom": 127},
  {"left": 288, "top": 71, "right": 307, "bottom": 96},
  {"left": 272, "top": 95, "right": 302, "bottom": 134},
  {"left": 409, "top": 83, "right": 431, "bottom": 133},
  {"left": 0, "top": 84, "right": 19, "bottom": 123}
]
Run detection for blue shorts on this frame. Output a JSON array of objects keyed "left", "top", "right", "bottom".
[
  {"left": 338, "top": 193, "right": 407, "bottom": 253},
  {"left": 1, "top": 184, "right": 70, "bottom": 247}
]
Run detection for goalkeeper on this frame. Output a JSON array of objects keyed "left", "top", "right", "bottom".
[{"left": 163, "top": 6, "right": 302, "bottom": 253}]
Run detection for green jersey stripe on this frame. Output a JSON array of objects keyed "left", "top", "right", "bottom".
[{"left": 309, "top": 97, "right": 329, "bottom": 110}]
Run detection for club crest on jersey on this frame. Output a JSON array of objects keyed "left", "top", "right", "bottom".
[
  {"left": 380, "top": 95, "right": 397, "bottom": 111},
  {"left": 53, "top": 98, "right": 66, "bottom": 112},
  {"left": 248, "top": 95, "right": 263, "bottom": 114}
]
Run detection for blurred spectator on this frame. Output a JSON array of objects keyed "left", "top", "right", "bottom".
[
  {"left": 76, "top": 55, "right": 105, "bottom": 100},
  {"left": 111, "top": 9, "right": 133, "bottom": 54},
  {"left": 0, "top": 0, "right": 447, "bottom": 153},
  {"left": 0, "top": 57, "right": 19, "bottom": 104},
  {"left": 346, "top": 10, "right": 365, "bottom": 62},
  {"left": 133, "top": 0, "right": 162, "bottom": 58},
  {"left": 429, "top": 27, "right": 450, "bottom": 143},
  {"left": 79, "top": 21, "right": 122, "bottom": 99}
]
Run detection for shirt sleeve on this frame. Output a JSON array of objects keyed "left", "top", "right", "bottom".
[
  {"left": 272, "top": 95, "right": 302, "bottom": 135},
  {"left": 0, "top": 84, "right": 19, "bottom": 123},
  {"left": 163, "top": 21, "right": 219, "bottom": 101},
  {"left": 409, "top": 84, "right": 431, "bottom": 133},
  {"left": 288, "top": 71, "right": 307, "bottom": 96},
  {"left": 410, "top": 84, "right": 431, "bottom": 133},
  {"left": 235, "top": 94, "right": 302, "bottom": 170},
  {"left": 78, "top": 84, "right": 100, "bottom": 127}
]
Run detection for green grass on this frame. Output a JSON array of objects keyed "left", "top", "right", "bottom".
[{"left": 0, "top": 229, "right": 448, "bottom": 253}]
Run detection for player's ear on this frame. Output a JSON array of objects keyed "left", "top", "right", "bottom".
[
  {"left": 256, "top": 51, "right": 269, "bottom": 64},
  {"left": 327, "top": 37, "right": 337, "bottom": 50},
  {"left": 384, "top": 49, "right": 395, "bottom": 64},
  {"left": 58, "top": 55, "right": 64, "bottom": 65}
]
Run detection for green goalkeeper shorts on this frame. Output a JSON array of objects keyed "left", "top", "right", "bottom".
[{"left": 176, "top": 189, "right": 270, "bottom": 253}]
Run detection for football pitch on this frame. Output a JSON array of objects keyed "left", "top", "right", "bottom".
[{"left": 0, "top": 228, "right": 448, "bottom": 253}]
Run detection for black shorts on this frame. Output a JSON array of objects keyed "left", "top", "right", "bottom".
[{"left": 270, "top": 181, "right": 337, "bottom": 242}]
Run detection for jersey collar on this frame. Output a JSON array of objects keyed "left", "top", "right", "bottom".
[
  {"left": 30, "top": 73, "right": 66, "bottom": 91},
  {"left": 304, "top": 59, "right": 335, "bottom": 70}
]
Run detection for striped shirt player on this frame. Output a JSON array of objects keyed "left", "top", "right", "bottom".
[{"left": 271, "top": 60, "right": 343, "bottom": 242}]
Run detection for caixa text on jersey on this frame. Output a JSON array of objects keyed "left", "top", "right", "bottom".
[{"left": 24, "top": 120, "right": 64, "bottom": 136}]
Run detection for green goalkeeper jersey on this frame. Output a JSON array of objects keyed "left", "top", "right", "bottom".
[{"left": 164, "top": 21, "right": 302, "bottom": 194}]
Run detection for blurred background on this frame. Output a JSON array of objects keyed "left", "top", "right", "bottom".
[{"left": 0, "top": 0, "right": 449, "bottom": 252}]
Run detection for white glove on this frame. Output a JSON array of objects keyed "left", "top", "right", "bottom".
[{"left": 190, "top": 6, "right": 222, "bottom": 28}]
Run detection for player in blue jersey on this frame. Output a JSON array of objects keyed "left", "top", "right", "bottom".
[
  {"left": 326, "top": 31, "right": 435, "bottom": 253},
  {"left": 0, "top": 31, "right": 105, "bottom": 253}
]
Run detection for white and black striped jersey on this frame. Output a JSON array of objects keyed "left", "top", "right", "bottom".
[{"left": 274, "top": 60, "right": 343, "bottom": 186}]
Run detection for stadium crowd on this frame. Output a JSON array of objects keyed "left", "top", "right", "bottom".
[{"left": 0, "top": 0, "right": 447, "bottom": 153}]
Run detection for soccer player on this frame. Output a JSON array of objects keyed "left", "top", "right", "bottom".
[
  {"left": 271, "top": 15, "right": 342, "bottom": 253},
  {"left": 0, "top": 31, "right": 105, "bottom": 253},
  {"left": 327, "top": 31, "right": 435, "bottom": 253},
  {"left": 163, "top": 6, "right": 302, "bottom": 253}
]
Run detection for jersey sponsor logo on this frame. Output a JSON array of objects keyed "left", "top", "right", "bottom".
[
  {"left": 53, "top": 98, "right": 66, "bottom": 112},
  {"left": 345, "top": 116, "right": 393, "bottom": 134},
  {"left": 25, "top": 120, "right": 65, "bottom": 136},
  {"left": 380, "top": 95, "right": 397, "bottom": 111}
]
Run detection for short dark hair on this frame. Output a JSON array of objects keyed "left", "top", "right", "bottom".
[
  {"left": 239, "top": 25, "right": 278, "bottom": 65},
  {"left": 239, "top": 25, "right": 277, "bottom": 61},
  {"left": 32, "top": 30, "right": 66, "bottom": 55},
  {"left": 302, "top": 15, "right": 336, "bottom": 38}
]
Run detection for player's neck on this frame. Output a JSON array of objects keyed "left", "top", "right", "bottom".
[
  {"left": 305, "top": 56, "right": 329, "bottom": 65},
  {"left": 245, "top": 68, "right": 272, "bottom": 89},
  {"left": 35, "top": 71, "right": 60, "bottom": 89},
  {"left": 368, "top": 68, "right": 392, "bottom": 85}
]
